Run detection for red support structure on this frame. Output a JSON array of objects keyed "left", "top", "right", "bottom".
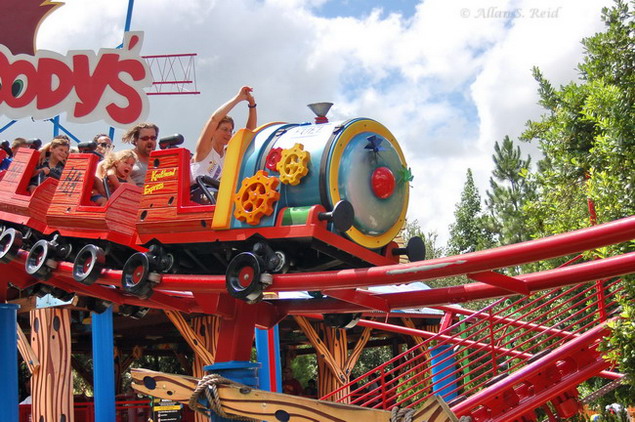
[
  {"left": 213, "top": 299, "right": 259, "bottom": 363},
  {"left": 453, "top": 323, "right": 611, "bottom": 421},
  {"left": 319, "top": 272, "right": 623, "bottom": 421}
]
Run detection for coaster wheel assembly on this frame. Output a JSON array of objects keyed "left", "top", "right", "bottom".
[
  {"left": 226, "top": 252, "right": 271, "bottom": 303},
  {"left": 73, "top": 244, "right": 106, "bottom": 285},
  {"left": 0, "top": 227, "right": 23, "bottom": 263},
  {"left": 24, "top": 235, "right": 72, "bottom": 281},
  {"left": 121, "top": 252, "right": 161, "bottom": 300},
  {"left": 324, "top": 313, "right": 362, "bottom": 329}
]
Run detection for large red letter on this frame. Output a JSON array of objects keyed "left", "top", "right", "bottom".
[
  {"left": 35, "top": 57, "right": 74, "bottom": 110},
  {"left": 105, "top": 58, "right": 147, "bottom": 124}
]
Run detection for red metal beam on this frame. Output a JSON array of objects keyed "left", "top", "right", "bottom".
[
  {"left": 2, "top": 217, "right": 634, "bottom": 316},
  {"left": 321, "top": 288, "right": 391, "bottom": 312},
  {"left": 451, "top": 321, "right": 611, "bottom": 417},
  {"left": 271, "top": 216, "right": 635, "bottom": 293},
  {"left": 151, "top": 216, "right": 635, "bottom": 298},
  {"left": 468, "top": 271, "right": 530, "bottom": 295},
  {"left": 432, "top": 305, "right": 578, "bottom": 340},
  {"left": 281, "top": 250, "right": 635, "bottom": 313}
]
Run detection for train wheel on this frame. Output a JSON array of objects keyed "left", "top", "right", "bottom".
[
  {"left": 324, "top": 313, "right": 362, "bottom": 329},
  {"left": 0, "top": 228, "right": 23, "bottom": 263},
  {"left": 27, "top": 283, "right": 52, "bottom": 298},
  {"left": 50, "top": 287, "right": 75, "bottom": 302},
  {"left": 25, "top": 240, "right": 57, "bottom": 280},
  {"left": 73, "top": 244, "right": 106, "bottom": 285},
  {"left": 119, "top": 304, "right": 150, "bottom": 319},
  {"left": 226, "top": 252, "right": 267, "bottom": 303},
  {"left": 85, "top": 297, "right": 112, "bottom": 314},
  {"left": 122, "top": 252, "right": 160, "bottom": 299}
]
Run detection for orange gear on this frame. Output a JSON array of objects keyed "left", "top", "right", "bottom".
[
  {"left": 276, "top": 143, "right": 310, "bottom": 185},
  {"left": 233, "top": 170, "right": 280, "bottom": 225}
]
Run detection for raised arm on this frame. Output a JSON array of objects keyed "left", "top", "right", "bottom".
[
  {"left": 246, "top": 90, "right": 257, "bottom": 130},
  {"left": 193, "top": 86, "right": 254, "bottom": 162}
]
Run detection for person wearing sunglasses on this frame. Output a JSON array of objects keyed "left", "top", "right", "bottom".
[
  {"left": 93, "top": 134, "right": 114, "bottom": 156},
  {"left": 190, "top": 86, "right": 257, "bottom": 187},
  {"left": 122, "top": 122, "right": 159, "bottom": 186}
]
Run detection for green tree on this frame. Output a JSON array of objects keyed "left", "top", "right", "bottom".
[
  {"left": 519, "top": 0, "right": 635, "bottom": 401},
  {"left": 484, "top": 136, "right": 536, "bottom": 246},
  {"left": 447, "top": 169, "right": 492, "bottom": 255}
]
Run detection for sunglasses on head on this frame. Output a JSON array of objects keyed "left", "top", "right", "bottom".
[{"left": 139, "top": 136, "right": 157, "bottom": 141}]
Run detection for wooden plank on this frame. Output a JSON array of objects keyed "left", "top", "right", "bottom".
[
  {"left": 294, "top": 316, "right": 348, "bottom": 383},
  {"left": 191, "top": 315, "right": 220, "bottom": 422},
  {"left": 31, "top": 308, "right": 74, "bottom": 421},
  {"left": 17, "top": 325, "right": 40, "bottom": 374},
  {"left": 344, "top": 325, "right": 372, "bottom": 375},
  {"left": 130, "top": 368, "right": 459, "bottom": 422},
  {"left": 11, "top": 297, "right": 37, "bottom": 313},
  {"left": 132, "top": 368, "right": 198, "bottom": 402},
  {"left": 164, "top": 310, "right": 216, "bottom": 365}
]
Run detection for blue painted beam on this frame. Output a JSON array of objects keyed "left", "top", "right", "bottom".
[
  {"left": 0, "top": 120, "right": 18, "bottom": 133},
  {"left": 0, "top": 304, "right": 19, "bottom": 422},
  {"left": 255, "top": 325, "right": 282, "bottom": 392},
  {"left": 92, "top": 307, "right": 116, "bottom": 422}
]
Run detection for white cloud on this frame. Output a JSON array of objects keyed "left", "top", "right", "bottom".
[{"left": 1, "top": 0, "right": 612, "bottom": 246}]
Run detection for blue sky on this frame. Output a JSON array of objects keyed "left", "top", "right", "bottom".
[{"left": 313, "top": 0, "right": 418, "bottom": 19}]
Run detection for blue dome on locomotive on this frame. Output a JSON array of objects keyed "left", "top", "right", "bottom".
[{"left": 232, "top": 117, "right": 411, "bottom": 250}]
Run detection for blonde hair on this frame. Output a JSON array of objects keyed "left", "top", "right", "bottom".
[
  {"left": 103, "top": 149, "right": 137, "bottom": 174},
  {"left": 121, "top": 122, "right": 159, "bottom": 145},
  {"left": 38, "top": 136, "right": 70, "bottom": 165}
]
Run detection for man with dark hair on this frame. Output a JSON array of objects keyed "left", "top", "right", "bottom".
[
  {"left": 93, "top": 133, "right": 113, "bottom": 156},
  {"left": 121, "top": 122, "right": 159, "bottom": 186}
]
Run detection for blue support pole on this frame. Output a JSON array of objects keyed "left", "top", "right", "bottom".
[
  {"left": 203, "top": 361, "right": 261, "bottom": 422},
  {"left": 52, "top": 116, "right": 60, "bottom": 137},
  {"left": 51, "top": 121, "right": 82, "bottom": 143},
  {"left": 0, "top": 304, "right": 19, "bottom": 422},
  {"left": 255, "top": 325, "right": 282, "bottom": 392},
  {"left": 429, "top": 344, "right": 458, "bottom": 400},
  {"left": 92, "top": 307, "right": 116, "bottom": 422},
  {"left": 0, "top": 120, "right": 18, "bottom": 133},
  {"left": 124, "top": 0, "right": 135, "bottom": 31}
]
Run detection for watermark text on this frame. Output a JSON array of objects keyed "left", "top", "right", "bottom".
[{"left": 460, "top": 7, "right": 562, "bottom": 19}]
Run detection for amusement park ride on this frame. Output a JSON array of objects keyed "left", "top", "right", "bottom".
[
  {"left": 0, "top": 1, "right": 634, "bottom": 422},
  {"left": 0, "top": 103, "right": 634, "bottom": 421}
]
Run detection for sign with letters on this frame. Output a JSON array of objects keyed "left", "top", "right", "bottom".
[
  {"left": 152, "top": 398, "right": 183, "bottom": 422},
  {"left": 0, "top": 0, "right": 152, "bottom": 127}
]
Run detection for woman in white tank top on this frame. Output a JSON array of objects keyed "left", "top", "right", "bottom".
[{"left": 190, "top": 86, "right": 257, "bottom": 184}]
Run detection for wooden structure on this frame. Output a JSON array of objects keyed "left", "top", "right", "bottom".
[
  {"left": 30, "top": 308, "right": 74, "bottom": 422},
  {"left": 130, "top": 368, "right": 458, "bottom": 422}
]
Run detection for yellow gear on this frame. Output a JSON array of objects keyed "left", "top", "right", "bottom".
[
  {"left": 276, "top": 143, "right": 310, "bottom": 185},
  {"left": 233, "top": 170, "right": 280, "bottom": 225}
]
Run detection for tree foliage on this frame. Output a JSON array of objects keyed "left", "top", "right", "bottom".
[
  {"left": 517, "top": 0, "right": 635, "bottom": 402},
  {"left": 447, "top": 169, "right": 492, "bottom": 255},
  {"left": 484, "top": 136, "right": 536, "bottom": 247}
]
